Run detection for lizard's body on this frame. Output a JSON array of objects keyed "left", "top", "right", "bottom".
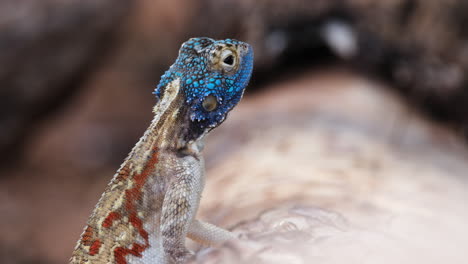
[{"left": 70, "top": 38, "right": 253, "bottom": 263}]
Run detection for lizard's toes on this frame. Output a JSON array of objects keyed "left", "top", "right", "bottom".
[{"left": 169, "top": 248, "right": 194, "bottom": 263}]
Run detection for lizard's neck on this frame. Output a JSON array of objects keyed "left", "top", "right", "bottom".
[{"left": 132, "top": 78, "right": 192, "bottom": 157}]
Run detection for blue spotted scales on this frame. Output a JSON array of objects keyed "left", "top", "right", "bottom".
[{"left": 70, "top": 38, "right": 254, "bottom": 264}]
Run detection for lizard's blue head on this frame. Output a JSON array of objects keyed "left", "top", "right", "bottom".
[{"left": 154, "top": 37, "right": 254, "bottom": 143}]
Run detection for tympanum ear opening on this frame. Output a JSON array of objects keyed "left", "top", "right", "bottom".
[{"left": 202, "top": 95, "right": 218, "bottom": 112}]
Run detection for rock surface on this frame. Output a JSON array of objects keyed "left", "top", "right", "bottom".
[
  {"left": 3, "top": 69, "right": 465, "bottom": 263},
  {"left": 195, "top": 70, "right": 468, "bottom": 263}
]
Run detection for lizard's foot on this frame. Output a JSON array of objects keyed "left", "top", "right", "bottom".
[{"left": 167, "top": 247, "right": 194, "bottom": 263}]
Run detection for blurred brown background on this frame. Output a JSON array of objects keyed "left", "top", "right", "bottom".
[{"left": 1, "top": 0, "right": 468, "bottom": 263}]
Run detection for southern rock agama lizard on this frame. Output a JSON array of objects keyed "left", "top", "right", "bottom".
[{"left": 70, "top": 37, "right": 254, "bottom": 263}]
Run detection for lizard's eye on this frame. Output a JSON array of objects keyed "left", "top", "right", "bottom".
[
  {"left": 220, "top": 49, "right": 237, "bottom": 72},
  {"left": 202, "top": 95, "right": 218, "bottom": 112}
]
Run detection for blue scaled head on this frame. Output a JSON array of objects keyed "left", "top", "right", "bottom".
[{"left": 154, "top": 37, "right": 254, "bottom": 142}]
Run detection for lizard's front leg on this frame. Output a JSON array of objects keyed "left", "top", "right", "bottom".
[{"left": 160, "top": 155, "right": 204, "bottom": 262}]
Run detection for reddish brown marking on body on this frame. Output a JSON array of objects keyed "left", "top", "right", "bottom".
[
  {"left": 81, "top": 226, "right": 94, "bottom": 246},
  {"left": 89, "top": 239, "right": 102, "bottom": 256},
  {"left": 113, "top": 147, "right": 159, "bottom": 263},
  {"left": 116, "top": 163, "right": 131, "bottom": 181},
  {"left": 80, "top": 225, "right": 103, "bottom": 256},
  {"left": 102, "top": 212, "right": 121, "bottom": 228}
]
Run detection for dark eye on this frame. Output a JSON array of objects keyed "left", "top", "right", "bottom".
[
  {"left": 220, "top": 49, "right": 236, "bottom": 71},
  {"left": 202, "top": 95, "right": 218, "bottom": 111},
  {"left": 223, "top": 55, "right": 234, "bottom": 65}
]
